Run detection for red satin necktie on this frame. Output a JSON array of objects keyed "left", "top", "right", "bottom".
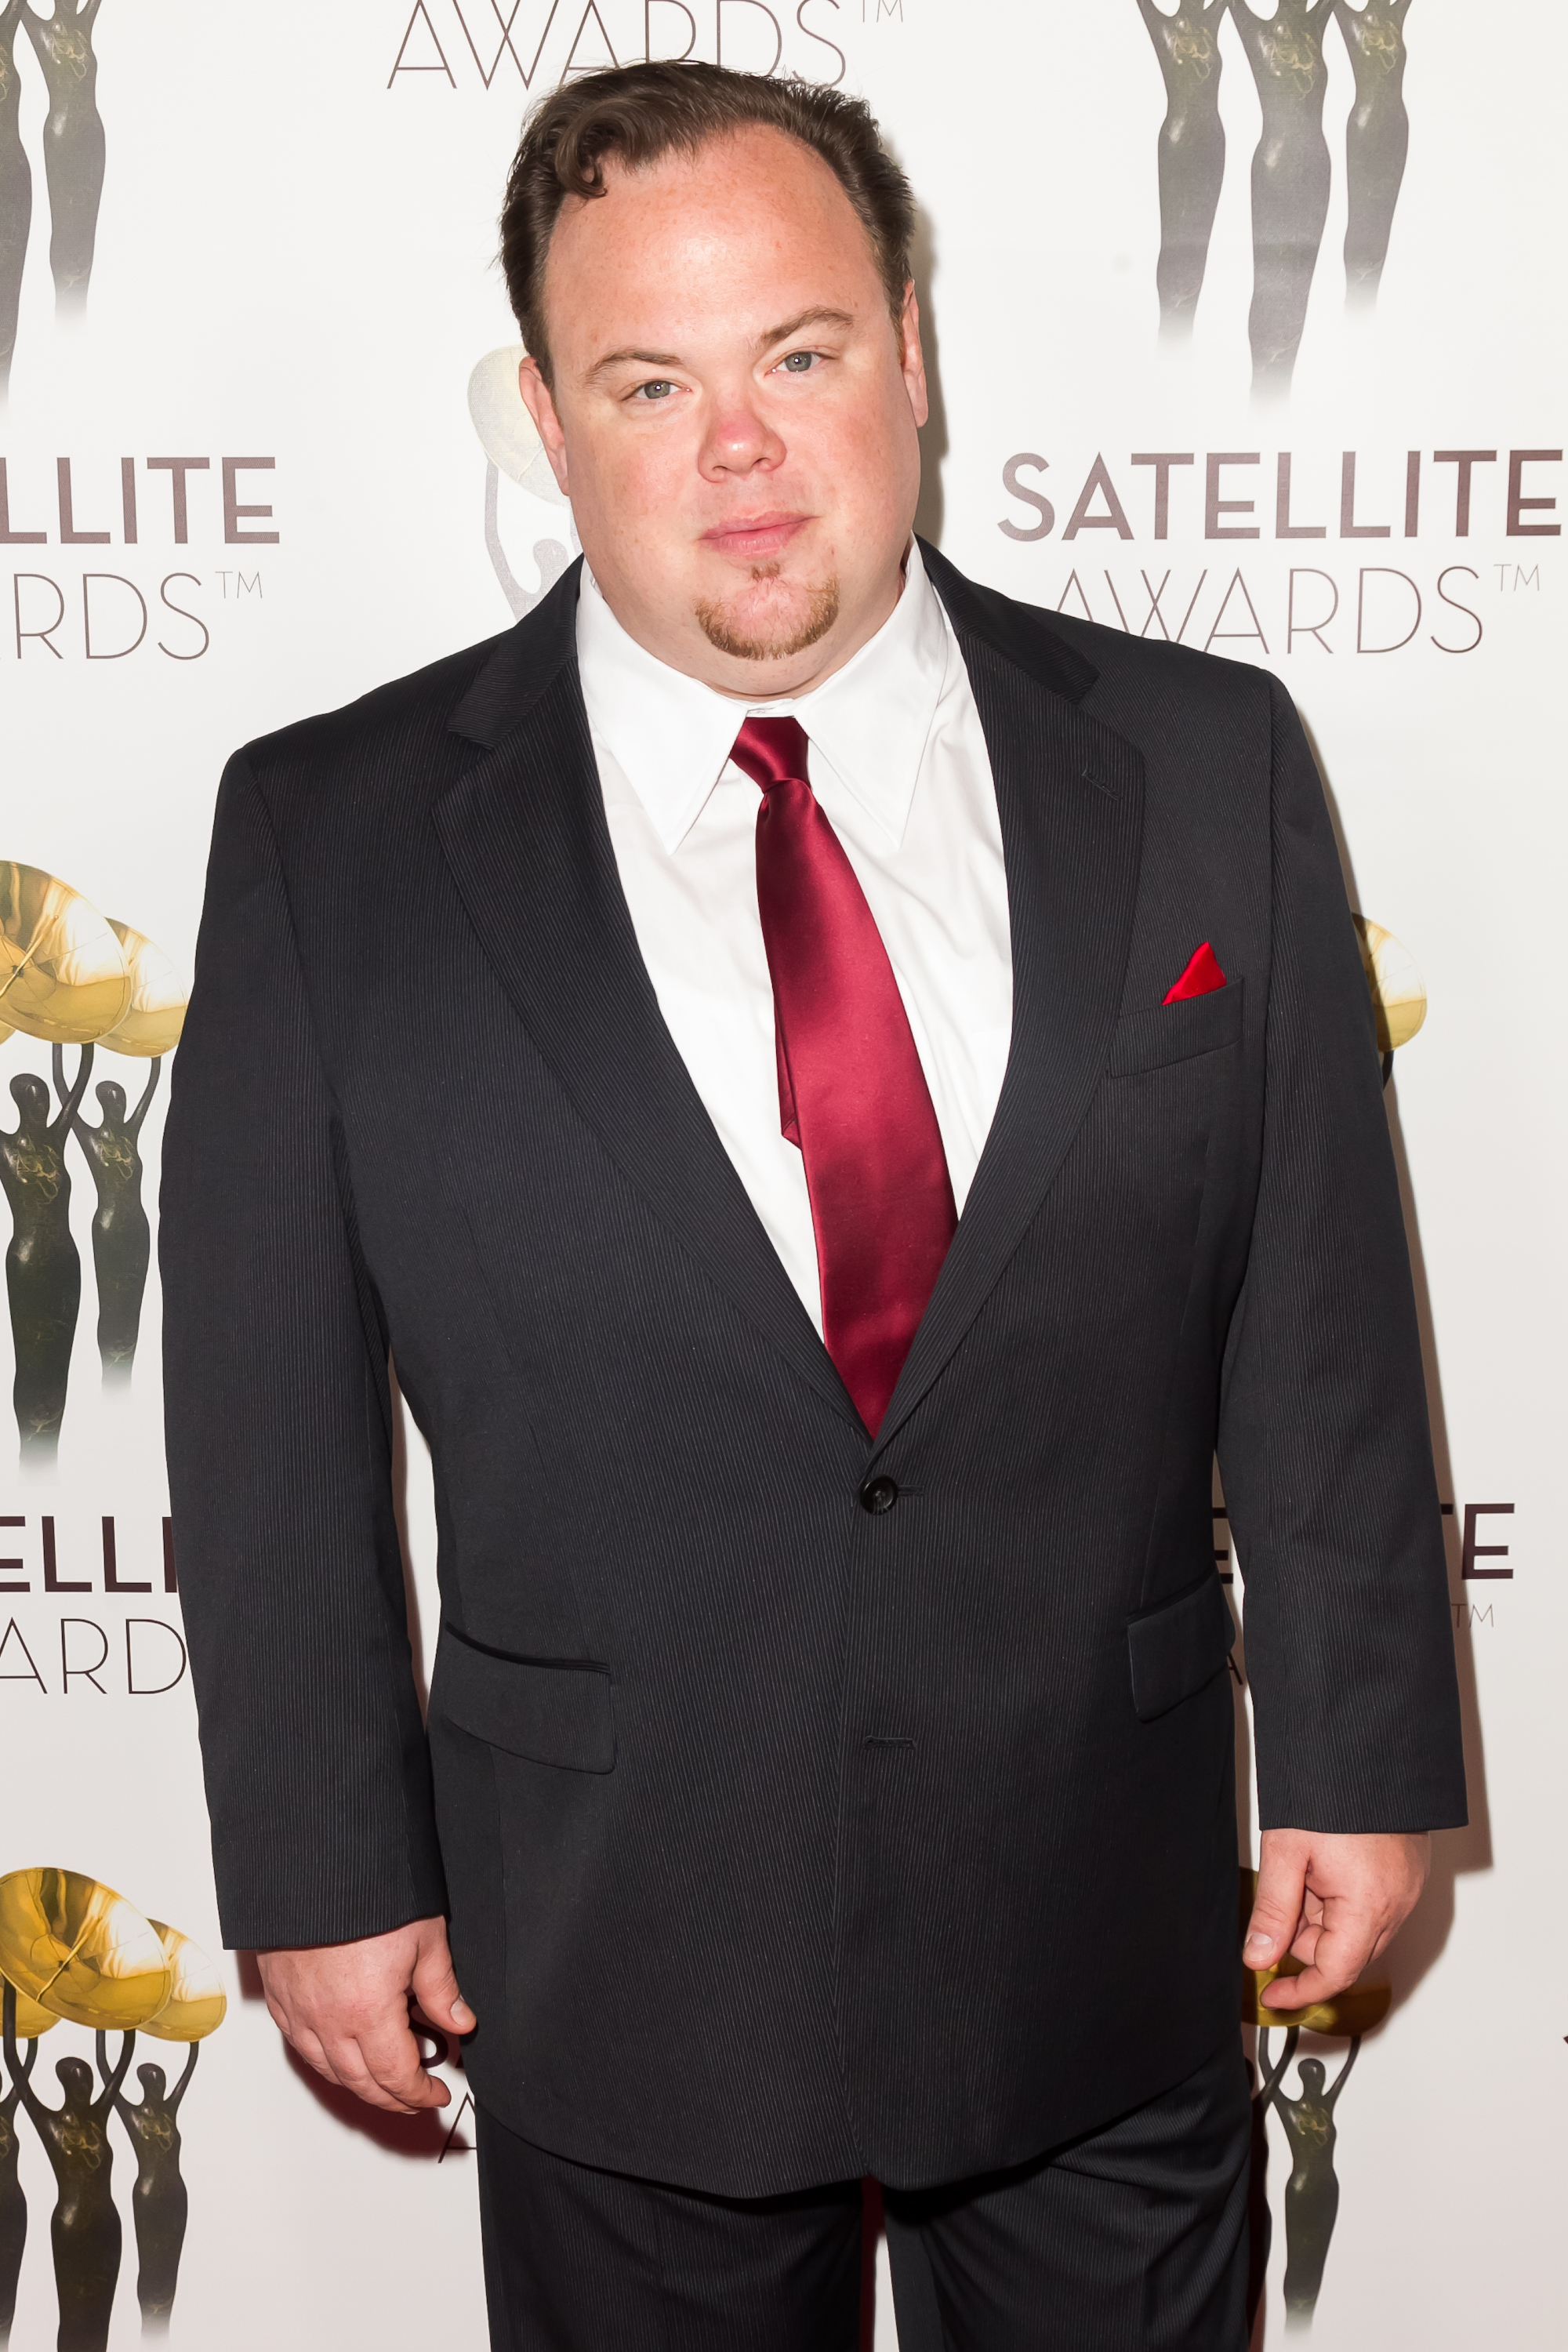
[{"left": 730, "top": 716, "right": 956, "bottom": 1436}]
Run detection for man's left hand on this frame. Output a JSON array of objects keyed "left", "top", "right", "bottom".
[{"left": 1242, "top": 1828, "right": 1430, "bottom": 2009}]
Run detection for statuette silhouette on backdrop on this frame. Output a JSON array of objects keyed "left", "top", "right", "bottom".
[
  {"left": 5, "top": 2016, "right": 131, "bottom": 2352},
  {"left": 1, "top": 1870, "right": 226, "bottom": 2349},
  {"left": 53, "top": 1045, "right": 161, "bottom": 1381},
  {"left": 1136, "top": 0, "right": 1417, "bottom": 394},
  {"left": 0, "top": 0, "right": 31, "bottom": 397},
  {"left": 96, "top": 1922, "right": 220, "bottom": 2337},
  {"left": 1336, "top": 0, "right": 1412, "bottom": 306},
  {"left": 98, "top": 2044, "right": 198, "bottom": 2336},
  {"left": 2, "top": 863, "right": 187, "bottom": 1454},
  {"left": 0, "top": 1984, "right": 53, "bottom": 2349},
  {"left": 1, "top": 1052, "right": 93, "bottom": 1462},
  {"left": 1240, "top": 1867, "right": 1390, "bottom": 2328},
  {"left": 1230, "top": 0, "right": 1334, "bottom": 394},
  {"left": 0, "top": 0, "right": 108, "bottom": 395},
  {"left": 1135, "top": 1, "right": 1231, "bottom": 340},
  {"left": 1258, "top": 2030, "right": 1361, "bottom": 2325},
  {"left": 20, "top": 0, "right": 106, "bottom": 313}
]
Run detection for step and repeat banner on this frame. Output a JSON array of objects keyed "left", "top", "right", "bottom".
[{"left": 2, "top": 3, "right": 1560, "bottom": 2346}]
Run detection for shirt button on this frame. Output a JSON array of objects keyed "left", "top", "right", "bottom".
[{"left": 858, "top": 1476, "right": 898, "bottom": 1515}]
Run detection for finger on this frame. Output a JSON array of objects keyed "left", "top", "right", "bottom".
[
  {"left": 411, "top": 1940, "right": 476, "bottom": 2036},
  {"left": 284, "top": 2007, "right": 437, "bottom": 2112},
  {"left": 352, "top": 2009, "right": 452, "bottom": 2112},
  {"left": 289, "top": 2026, "right": 349, "bottom": 2090},
  {"left": 1259, "top": 1918, "right": 1377, "bottom": 2010},
  {"left": 1287, "top": 1917, "right": 1323, "bottom": 1968},
  {"left": 321, "top": 2038, "right": 432, "bottom": 2115},
  {"left": 1243, "top": 1849, "right": 1308, "bottom": 1969},
  {"left": 311, "top": 2023, "right": 439, "bottom": 2114}
]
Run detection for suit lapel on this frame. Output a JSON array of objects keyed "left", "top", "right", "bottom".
[
  {"left": 435, "top": 567, "right": 861, "bottom": 1430},
  {"left": 871, "top": 546, "right": 1146, "bottom": 1450},
  {"left": 436, "top": 554, "right": 1144, "bottom": 1448}
]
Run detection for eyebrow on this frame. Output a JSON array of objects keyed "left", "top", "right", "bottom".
[
  {"left": 586, "top": 347, "right": 684, "bottom": 380},
  {"left": 753, "top": 306, "right": 856, "bottom": 351},
  {"left": 584, "top": 307, "right": 858, "bottom": 383}
]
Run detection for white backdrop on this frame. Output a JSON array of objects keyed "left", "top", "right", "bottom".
[{"left": 4, "top": 3, "right": 1563, "bottom": 2345}]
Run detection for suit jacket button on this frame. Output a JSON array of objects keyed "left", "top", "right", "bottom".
[{"left": 859, "top": 1476, "right": 898, "bottom": 1515}]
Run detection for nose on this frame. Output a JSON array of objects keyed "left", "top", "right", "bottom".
[{"left": 698, "top": 396, "right": 786, "bottom": 482}]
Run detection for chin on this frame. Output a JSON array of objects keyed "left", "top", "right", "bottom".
[{"left": 695, "top": 565, "right": 840, "bottom": 664}]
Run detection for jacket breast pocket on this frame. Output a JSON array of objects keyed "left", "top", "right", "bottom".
[
  {"left": 1127, "top": 1573, "right": 1236, "bottom": 1722},
  {"left": 431, "top": 1627, "right": 616, "bottom": 1773},
  {"left": 1109, "top": 978, "right": 1244, "bottom": 1077}
]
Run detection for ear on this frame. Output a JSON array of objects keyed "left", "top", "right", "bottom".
[
  {"left": 898, "top": 283, "right": 929, "bottom": 433},
  {"left": 518, "top": 357, "right": 571, "bottom": 498}
]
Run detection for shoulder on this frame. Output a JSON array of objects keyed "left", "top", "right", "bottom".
[
  {"left": 944, "top": 554, "right": 1274, "bottom": 723},
  {"left": 236, "top": 630, "right": 513, "bottom": 794},
  {"left": 1041, "top": 602, "right": 1275, "bottom": 720},
  {"left": 223, "top": 601, "right": 561, "bottom": 874},
  {"left": 925, "top": 548, "right": 1282, "bottom": 789},
  {"left": 231, "top": 564, "right": 583, "bottom": 843}
]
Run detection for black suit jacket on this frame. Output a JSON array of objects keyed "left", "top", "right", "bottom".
[{"left": 161, "top": 545, "right": 1465, "bottom": 2196}]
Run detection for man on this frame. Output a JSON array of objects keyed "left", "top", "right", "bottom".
[{"left": 162, "top": 60, "right": 1465, "bottom": 2351}]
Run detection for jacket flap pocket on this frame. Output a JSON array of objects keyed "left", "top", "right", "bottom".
[
  {"left": 1110, "top": 978, "right": 1244, "bottom": 1076},
  {"left": 431, "top": 1632, "right": 616, "bottom": 1773},
  {"left": 1127, "top": 1574, "right": 1236, "bottom": 1722}
]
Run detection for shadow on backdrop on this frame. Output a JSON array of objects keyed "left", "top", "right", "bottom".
[
  {"left": 1233, "top": 726, "right": 1485, "bottom": 2345},
  {"left": 236, "top": 1955, "right": 473, "bottom": 2163},
  {"left": 389, "top": 1364, "right": 430, "bottom": 1711},
  {"left": 910, "top": 208, "right": 947, "bottom": 550},
  {"left": 1304, "top": 724, "right": 1492, "bottom": 2019}
]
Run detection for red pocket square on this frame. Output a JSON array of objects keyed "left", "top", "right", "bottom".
[{"left": 1163, "top": 942, "right": 1227, "bottom": 1004}]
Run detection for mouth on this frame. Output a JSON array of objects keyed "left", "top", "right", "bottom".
[{"left": 699, "top": 512, "right": 812, "bottom": 564}]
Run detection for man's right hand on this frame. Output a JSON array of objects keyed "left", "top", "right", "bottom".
[{"left": 256, "top": 1916, "right": 474, "bottom": 2114}]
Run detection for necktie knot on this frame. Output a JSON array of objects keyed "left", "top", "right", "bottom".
[{"left": 730, "top": 715, "right": 810, "bottom": 796}]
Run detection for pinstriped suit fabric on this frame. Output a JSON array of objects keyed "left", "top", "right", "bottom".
[{"left": 161, "top": 547, "right": 1462, "bottom": 2202}]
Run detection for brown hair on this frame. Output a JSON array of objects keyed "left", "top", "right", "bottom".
[{"left": 500, "top": 62, "right": 916, "bottom": 384}]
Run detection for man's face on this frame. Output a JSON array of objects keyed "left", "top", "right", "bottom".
[{"left": 517, "top": 125, "right": 927, "bottom": 699}]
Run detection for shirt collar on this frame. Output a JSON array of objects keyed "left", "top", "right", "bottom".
[{"left": 575, "top": 539, "right": 950, "bottom": 855}]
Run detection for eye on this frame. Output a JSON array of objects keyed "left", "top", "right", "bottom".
[
  {"left": 631, "top": 379, "right": 678, "bottom": 402},
  {"left": 776, "top": 350, "right": 818, "bottom": 375}
]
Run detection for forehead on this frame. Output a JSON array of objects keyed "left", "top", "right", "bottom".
[{"left": 543, "top": 126, "right": 883, "bottom": 342}]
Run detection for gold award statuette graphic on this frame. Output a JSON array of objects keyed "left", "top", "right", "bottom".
[
  {"left": 1, "top": 862, "right": 189, "bottom": 1459},
  {"left": 1240, "top": 1868, "right": 1392, "bottom": 2329},
  {"left": 1, "top": 1867, "right": 225, "bottom": 2347},
  {"left": 0, "top": 864, "right": 130, "bottom": 1049},
  {"left": 1353, "top": 914, "right": 1426, "bottom": 1061}
]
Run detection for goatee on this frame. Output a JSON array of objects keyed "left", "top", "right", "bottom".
[{"left": 695, "top": 564, "right": 840, "bottom": 661}]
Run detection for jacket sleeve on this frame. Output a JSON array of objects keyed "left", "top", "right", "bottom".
[
  {"left": 1217, "top": 678, "right": 1467, "bottom": 1834},
  {"left": 160, "top": 750, "right": 447, "bottom": 1948}
]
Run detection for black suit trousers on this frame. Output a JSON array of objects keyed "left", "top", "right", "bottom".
[{"left": 477, "top": 2034, "right": 1252, "bottom": 2351}]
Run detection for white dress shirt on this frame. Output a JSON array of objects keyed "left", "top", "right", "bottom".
[{"left": 577, "top": 541, "right": 1013, "bottom": 1336}]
